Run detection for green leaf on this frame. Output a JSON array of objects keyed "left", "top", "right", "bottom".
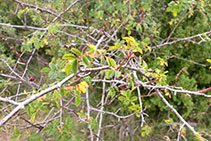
[
  {"left": 71, "top": 48, "right": 82, "bottom": 56},
  {"left": 62, "top": 53, "right": 76, "bottom": 60},
  {"left": 109, "top": 58, "right": 117, "bottom": 68},
  {"left": 82, "top": 56, "right": 89, "bottom": 66},
  {"left": 106, "top": 57, "right": 117, "bottom": 68},
  {"left": 34, "top": 41, "right": 40, "bottom": 49},
  {"left": 143, "top": 37, "right": 150, "bottom": 44},
  {"left": 106, "top": 57, "right": 111, "bottom": 66},
  {"left": 65, "top": 63, "right": 72, "bottom": 75},
  {"left": 118, "top": 96, "right": 125, "bottom": 101},
  {"left": 72, "top": 59, "right": 78, "bottom": 74},
  {"left": 141, "top": 132, "right": 146, "bottom": 137},
  {"left": 109, "top": 91, "right": 116, "bottom": 98},
  {"left": 49, "top": 63, "right": 56, "bottom": 71},
  {"left": 75, "top": 95, "right": 81, "bottom": 107},
  {"left": 126, "top": 90, "right": 131, "bottom": 98},
  {"left": 87, "top": 55, "right": 93, "bottom": 62},
  {"left": 57, "top": 72, "right": 66, "bottom": 80},
  {"left": 41, "top": 67, "right": 51, "bottom": 72},
  {"left": 115, "top": 71, "right": 121, "bottom": 78},
  {"left": 105, "top": 69, "right": 115, "bottom": 79},
  {"left": 121, "top": 90, "right": 127, "bottom": 96},
  {"left": 48, "top": 71, "right": 57, "bottom": 79},
  {"left": 131, "top": 96, "right": 137, "bottom": 102}
]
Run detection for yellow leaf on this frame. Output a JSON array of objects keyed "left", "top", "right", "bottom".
[
  {"left": 30, "top": 113, "right": 36, "bottom": 123},
  {"left": 81, "top": 19, "right": 85, "bottom": 23},
  {"left": 116, "top": 19, "right": 121, "bottom": 22},
  {"left": 24, "top": 90, "right": 31, "bottom": 96},
  {"left": 81, "top": 81, "right": 89, "bottom": 87},
  {"left": 43, "top": 39, "right": 48, "bottom": 45},
  {"left": 37, "top": 95, "right": 46, "bottom": 101},
  {"left": 70, "top": 8, "right": 74, "bottom": 12},
  {"left": 173, "top": 11, "right": 177, "bottom": 17},
  {"left": 57, "top": 127, "right": 63, "bottom": 133},
  {"left": 165, "top": 92, "right": 171, "bottom": 99},
  {"left": 130, "top": 0, "right": 133, "bottom": 4},
  {"left": 87, "top": 44, "right": 96, "bottom": 51},
  {"left": 79, "top": 84, "right": 86, "bottom": 93}
]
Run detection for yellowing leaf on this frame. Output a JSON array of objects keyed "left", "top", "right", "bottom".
[
  {"left": 37, "top": 95, "right": 46, "bottom": 101},
  {"left": 130, "top": 0, "right": 133, "bottom": 4},
  {"left": 207, "top": 59, "right": 211, "bottom": 63},
  {"left": 147, "top": 46, "right": 152, "bottom": 52},
  {"left": 109, "top": 46, "right": 119, "bottom": 51},
  {"left": 123, "top": 36, "right": 136, "bottom": 43},
  {"left": 81, "top": 81, "right": 89, "bottom": 87},
  {"left": 24, "top": 90, "right": 30, "bottom": 96},
  {"left": 136, "top": 47, "right": 143, "bottom": 54},
  {"left": 116, "top": 19, "right": 121, "bottom": 22},
  {"left": 81, "top": 19, "right": 85, "bottom": 23},
  {"left": 173, "top": 11, "right": 177, "bottom": 17},
  {"left": 43, "top": 39, "right": 48, "bottom": 45},
  {"left": 30, "top": 113, "right": 36, "bottom": 123},
  {"left": 57, "top": 127, "right": 63, "bottom": 133},
  {"left": 79, "top": 83, "right": 86, "bottom": 93},
  {"left": 87, "top": 44, "right": 96, "bottom": 51}
]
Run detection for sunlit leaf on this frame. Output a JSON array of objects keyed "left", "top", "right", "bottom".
[
  {"left": 71, "top": 48, "right": 82, "bottom": 56},
  {"left": 62, "top": 54, "right": 76, "bottom": 60},
  {"left": 109, "top": 46, "right": 119, "bottom": 51},
  {"left": 30, "top": 113, "right": 36, "bottom": 123},
  {"left": 87, "top": 44, "right": 96, "bottom": 51}
]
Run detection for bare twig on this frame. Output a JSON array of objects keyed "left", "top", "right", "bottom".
[{"left": 86, "top": 87, "right": 94, "bottom": 141}]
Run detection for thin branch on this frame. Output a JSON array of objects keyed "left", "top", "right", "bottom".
[
  {"left": 151, "top": 30, "right": 211, "bottom": 50},
  {"left": 96, "top": 77, "right": 105, "bottom": 141},
  {"left": 0, "top": 97, "right": 19, "bottom": 106},
  {"left": 86, "top": 87, "right": 94, "bottom": 141},
  {"left": 91, "top": 107, "right": 135, "bottom": 119},
  {"left": 133, "top": 71, "right": 145, "bottom": 127},
  {"left": 156, "top": 89, "right": 204, "bottom": 140}
]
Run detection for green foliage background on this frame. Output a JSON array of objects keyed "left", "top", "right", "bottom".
[{"left": 0, "top": 0, "right": 210, "bottom": 140}]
